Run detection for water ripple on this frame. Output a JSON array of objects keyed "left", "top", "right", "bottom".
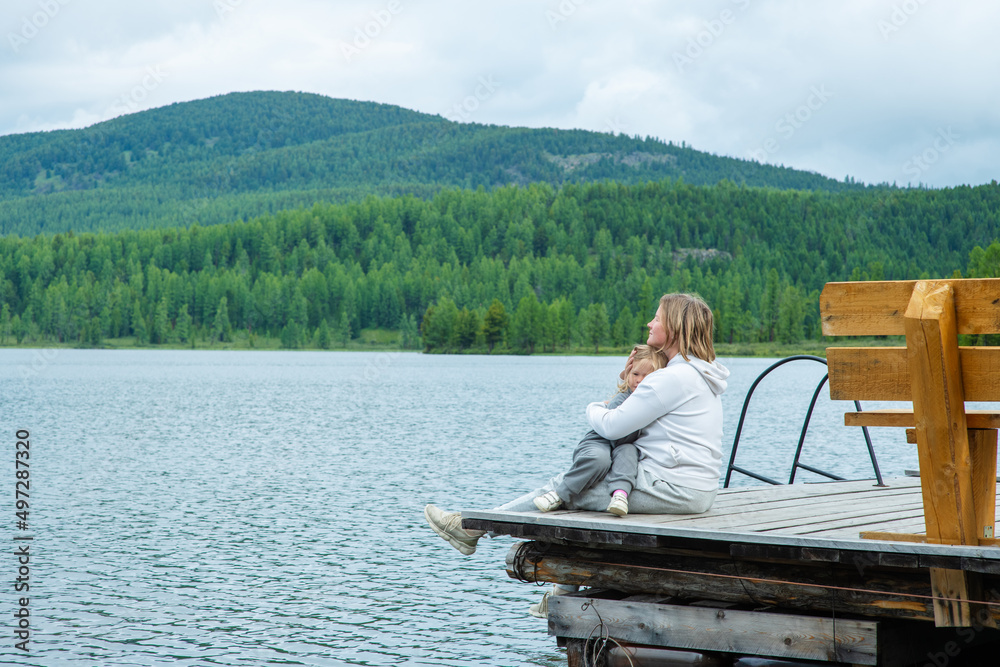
[{"left": 0, "top": 350, "right": 941, "bottom": 666}]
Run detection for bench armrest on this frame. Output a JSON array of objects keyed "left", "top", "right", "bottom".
[{"left": 845, "top": 409, "right": 1000, "bottom": 429}]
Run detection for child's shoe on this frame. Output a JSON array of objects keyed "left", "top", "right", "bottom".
[
  {"left": 607, "top": 491, "right": 628, "bottom": 517},
  {"left": 533, "top": 491, "right": 563, "bottom": 512}
]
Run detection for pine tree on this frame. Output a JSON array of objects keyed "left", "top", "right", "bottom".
[
  {"left": 511, "top": 294, "right": 544, "bottom": 354},
  {"left": 99, "top": 306, "right": 112, "bottom": 343},
  {"left": 400, "top": 313, "right": 420, "bottom": 349},
  {"left": 0, "top": 304, "right": 9, "bottom": 345},
  {"left": 317, "top": 319, "right": 331, "bottom": 349},
  {"left": 554, "top": 297, "right": 575, "bottom": 349},
  {"left": 176, "top": 305, "right": 192, "bottom": 343},
  {"left": 760, "top": 268, "right": 781, "bottom": 342},
  {"left": 580, "top": 303, "right": 610, "bottom": 353},
  {"left": 152, "top": 296, "right": 169, "bottom": 344},
  {"left": 482, "top": 299, "right": 508, "bottom": 352},
  {"left": 132, "top": 301, "right": 148, "bottom": 345},
  {"left": 212, "top": 297, "right": 232, "bottom": 343},
  {"left": 967, "top": 241, "right": 1000, "bottom": 278},
  {"left": 966, "top": 241, "right": 1000, "bottom": 344},
  {"left": 454, "top": 308, "right": 481, "bottom": 350},
  {"left": 11, "top": 315, "right": 23, "bottom": 344},
  {"left": 10, "top": 315, "right": 24, "bottom": 345},
  {"left": 612, "top": 305, "right": 634, "bottom": 347},
  {"left": 336, "top": 311, "right": 352, "bottom": 346},
  {"left": 280, "top": 323, "right": 298, "bottom": 349},
  {"left": 776, "top": 285, "right": 804, "bottom": 344},
  {"left": 421, "top": 297, "right": 458, "bottom": 352}
]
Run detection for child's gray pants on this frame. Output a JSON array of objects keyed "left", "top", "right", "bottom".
[{"left": 495, "top": 465, "right": 717, "bottom": 515}]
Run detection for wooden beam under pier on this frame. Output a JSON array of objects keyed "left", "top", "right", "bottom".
[
  {"left": 554, "top": 591, "right": 1000, "bottom": 667},
  {"left": 549, "top": 590, "right": 880, "bottom": 665},
  {"left": 505, "top": 541, "right": 1000, "bottom": 624}
]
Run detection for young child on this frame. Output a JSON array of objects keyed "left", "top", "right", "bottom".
[
  {"left": 603, "top": 347, "right": 664, "bottom": 516},
  {"left": 533, "top": 345, "right": 667, "bottom": 517}
]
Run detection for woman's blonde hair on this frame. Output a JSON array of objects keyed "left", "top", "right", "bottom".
[
  {"left": 657, "top": 293, "right": 716, "bottom": 362},
  {"left": 616, "top": 344, "right": 668, "bottom": 393}
]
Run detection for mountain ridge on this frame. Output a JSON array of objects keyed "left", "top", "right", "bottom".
[{"left": 0, "top": 90, "right": 865, "bottom": 236}]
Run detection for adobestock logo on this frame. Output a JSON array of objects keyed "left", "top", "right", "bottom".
[
  {"left": 673, "top": 0, "right": 751, "bottom": 74},
  {"left": 878, "top": 0, "right": 932, "bottom": 40},
  {"left": 604, "top": 115, "right": 628, "bottom": 136},
  {"left": 341, "top": 1, "right": 403, "bottom": 63},
  {"left": 214, "top": 0, "right": 245, "bottom": 20},
  {"left": 103, "top": 66, "right": 170, "bottom": 120},
  {"left": 442, "top": 76, "right": 501, "bottom": 123},
  {"left": 7, "top": 0, "right": 72, "bottom": 54},
  {"left": 902, "top": 127, "right": 959, "bottom": 182},
  {"left": 545, "top": 0, "right": 587, "bottom": 30},
  {"left": 747, "top": 85, "right": 834, "bottom": 163}
]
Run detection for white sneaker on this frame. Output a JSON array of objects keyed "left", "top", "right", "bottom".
[
  {"left": 533, "top": 491, "right": 563, "bottom": 512},
  {"left": 528, "top": 591, "right": 550, "bottom": 618},
  {"left": 424, "top": 504, "right": 485, "bottom": 555},
  {"left": 529, "top": 584, "right": 575, "bottom": 618},
  {"left": 607, "top": 492, "right": 628, "bottom": 517}
]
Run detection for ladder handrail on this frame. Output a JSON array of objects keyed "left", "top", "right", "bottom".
[{"left": 723, "top": 355, "right": 884, "bottom": 489}]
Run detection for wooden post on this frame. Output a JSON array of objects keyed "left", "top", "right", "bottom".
[
  {"left": 969, "top": 427, "right": 1000, "bottom": 630},
  {"left": 905, "top": 281, "right": 976, "bottom": 544},
  {"left": 969, "top": 428, "right": 998, "bottom": 542},
  {"left": 903, "top": 281, "right": 986, "bottom": 627}
]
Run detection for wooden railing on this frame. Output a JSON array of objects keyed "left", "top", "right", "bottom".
[{"left": 821, "top": 278, "right": 1000, "bottom": 627}]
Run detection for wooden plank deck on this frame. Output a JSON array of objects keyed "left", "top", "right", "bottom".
[{"left": 464, "top": 476, "right": 1000, "bottom": 565}]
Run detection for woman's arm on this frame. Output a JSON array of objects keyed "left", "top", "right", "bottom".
[{"left": 587, "top": 376, "right": 671, "bottom": 440}]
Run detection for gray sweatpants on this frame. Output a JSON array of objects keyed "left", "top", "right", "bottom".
[
  {"left": 553, "top": 389, "right": 640, "bottom": 503},
  {"left": 495, "top": 464, "right": 717, "bottom": 515},
  {"left": 605, "top": 443, "right": 639, "bottom": 496}
]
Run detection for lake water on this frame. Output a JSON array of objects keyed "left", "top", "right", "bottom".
[{"left": 0, "top": 350, "right": 932, "bottom": 666}]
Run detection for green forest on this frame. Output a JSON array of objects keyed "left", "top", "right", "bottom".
[
  {"left": 0, "top": 91, "right": 865, "bottom": 238},
  {"left": 0, "top": 179, "right": 997, "bottom": 353}
]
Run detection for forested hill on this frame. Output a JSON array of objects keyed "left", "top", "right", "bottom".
[
  {"left": 0, "top": 180, "right": 997, "bottom": 352},
  {"left": 0, "top": 91, "right": 863, "bottom": 237}
]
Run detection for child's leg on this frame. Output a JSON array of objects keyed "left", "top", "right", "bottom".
[
  {"left": 604, "top": 443, "right": 638, "bottom": 516},
  {"left": 605, "top": 443, "right": 639, "bottom": 496},
  {"left": 549, "top": 432, "right": 613, "bottom": 506}
]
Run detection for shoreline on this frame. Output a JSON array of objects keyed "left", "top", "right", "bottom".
[{"left": 0, "top": 337, "right": 905, "bottom": 358}]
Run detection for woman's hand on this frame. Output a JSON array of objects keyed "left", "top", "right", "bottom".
[{"left": 618, "top": 347, "right": 638, "bottom": 381}]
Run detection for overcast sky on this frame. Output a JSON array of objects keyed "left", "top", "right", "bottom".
[{"left": 2, "top": 0, "right": 997, "bottom": 188}]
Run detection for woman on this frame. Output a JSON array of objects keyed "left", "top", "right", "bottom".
[{"left": 424, "top": 293, "right": 730, "bottom": 555}]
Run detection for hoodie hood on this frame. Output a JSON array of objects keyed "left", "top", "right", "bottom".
[{"left": 683, "top": 357, "right": 730, "bottom": 395}]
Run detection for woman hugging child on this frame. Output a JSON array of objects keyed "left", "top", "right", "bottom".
[
  {"left": 424, "top": 292, "right": 729, "bottom": 558},
  {"left": 532, "top": 344, "right": 667, "bottom": 517}
]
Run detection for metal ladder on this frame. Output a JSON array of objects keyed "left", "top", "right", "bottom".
[{"left": 722, "top": 355, "right": 885, "bottom": 488}]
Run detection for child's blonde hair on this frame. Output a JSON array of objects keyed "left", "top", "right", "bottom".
[
  {"left": 657, "top": 293, "right": 716, "bottom": 362},
  {"left": 616, "top": 344, "right": 668, "bottom": 393}
]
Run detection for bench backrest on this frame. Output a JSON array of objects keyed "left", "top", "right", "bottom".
[
  {"left": 820, "top": 278, "right": 1000, "bottom": 402},
  {"left": 820, "top": 278, "right": 1000, "bottom": 546}
]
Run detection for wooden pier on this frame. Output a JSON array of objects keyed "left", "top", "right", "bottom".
[
  {"left": 464, "top": 278, "right": 1000, "bottom": 666},
  {"left": 466, "top": 476, "right": 1000, "bottom": 666}
]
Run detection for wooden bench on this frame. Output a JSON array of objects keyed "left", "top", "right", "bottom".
[{"left": 820, "top": 278, "right": 1000, "bottom": 627}]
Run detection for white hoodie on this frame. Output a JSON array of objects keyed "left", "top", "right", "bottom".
[{"left": 586, "top": 355, "right": 730, "bottom": 492}]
